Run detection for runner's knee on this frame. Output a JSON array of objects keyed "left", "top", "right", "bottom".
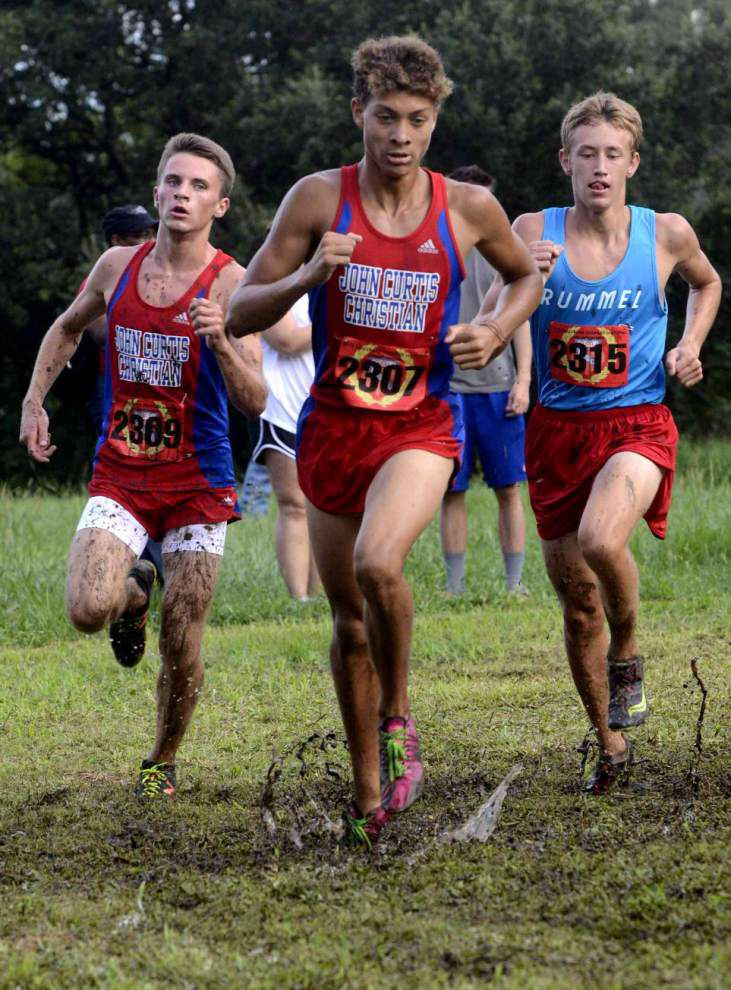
[
  {"left": 577, "top": 524, "right": 624, "bottom": 571},
  {"left": 65, "top": 594, "right": 111, "bottom": 634},
  {"left": 332, "top": 613, "right": 367, "bottom": 657},
  {"left": 494, "top": 483, "right": 521, "bottom": 505},
  {"left": 353, "top": 548, "right": 402, "bottom": 598}
]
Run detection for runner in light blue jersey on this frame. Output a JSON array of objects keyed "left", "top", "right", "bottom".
[{"left": 483, "top": 92, "right": 721, "bottom": 794}]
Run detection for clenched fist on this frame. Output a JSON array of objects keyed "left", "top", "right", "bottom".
[
  {"left": 446, "top": 320, "right": 508, "bottom": 370},
  {"left": 302, "top": 231, "right": 362, "bottom": 288},
  {"left": 190, "top": 297, "right": 227, "bottom": 352},
  {"left": 666, "top": 342, "right": 703, "bottom": 388},
  {"left": 529, "top": 240, "right": 564, "bottom": 283}
]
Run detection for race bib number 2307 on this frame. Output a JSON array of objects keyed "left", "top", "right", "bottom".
[
  {"left": 330, "top": 336, "right": 429, "bottom": 412},
  {"left": 549, "top": 321, "right": 630, "bottom": 388}
]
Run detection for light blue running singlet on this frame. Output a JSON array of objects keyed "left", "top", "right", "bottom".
[{"left": 530, "top": 206, "right": 668, "bottom": 410}]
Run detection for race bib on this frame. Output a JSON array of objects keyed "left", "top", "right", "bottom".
[
  {"left": 107, "top": 397, "right": 185, "bottom": 461},
  {"left": 549, "top": 322, "right": 630, "bottom": 388},
  {"left": 330, "top": 336, "right": 430, "bottom": 412}
]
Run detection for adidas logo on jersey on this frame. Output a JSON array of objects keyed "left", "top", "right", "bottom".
[
  {"left": 172, "top": 311, "right": 190, "bottom": 325},
  {"left": 417, "top": 239, "right": 439, "bottom": 254}
]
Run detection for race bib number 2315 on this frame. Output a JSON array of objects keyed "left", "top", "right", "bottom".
[{"left": 549, "top": 321, "right": 630, "bottom": 388}]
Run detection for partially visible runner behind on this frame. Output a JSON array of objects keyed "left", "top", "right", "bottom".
[
  {"left": 484, "top": 93, "right": 721, "bottom": 793},
  {"left": 251, "top": 292, "right": 320, "bottom": 599},
  {"left": 440, "top": 166, "right": 531, "bottom": 597},
  {"left": 20, "top": 133, "right": 266, "bottom": 798},
  {"left": 226, "top": 36, "right": 542, "bottom": 847},
  {"left": 81, "top": 204, "right": 164, "bottom": 579}
]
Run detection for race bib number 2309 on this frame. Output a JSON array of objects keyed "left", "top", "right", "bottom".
[
  {"left": 107, "top": 397, "right": 184, "bottom": 461},
  {"left": 549, "top": 321, "right": 630, "bottom": 388}
]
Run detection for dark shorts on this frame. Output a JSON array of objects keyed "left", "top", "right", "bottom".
[
  {"left": 252, "top": 418, "right": 296, "bottom": 464},
  {"left": 87, "top": 478, "right": 240, "bottom": 543},
  {"left": 296, "top": 395, "right": 464, "bottom": 515},
  {"left": 525, "top": 402, "right": 678, "bottom": 541},
  {"left": 450, "top": 391, "right": 527, "bottom": 492}
]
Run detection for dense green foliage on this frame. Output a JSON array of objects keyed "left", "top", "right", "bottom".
[
  {"left": 1, "top": 0, "right": 729, "bottom": 485},
  {"left": 0, "top": 443, "right": 729, "bottom": 987}
]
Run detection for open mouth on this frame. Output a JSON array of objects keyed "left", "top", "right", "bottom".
[{"left": 589, "top": 182, "right": 609, "bottom": 192}]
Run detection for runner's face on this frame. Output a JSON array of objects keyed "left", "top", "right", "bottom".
[
  {"left": 560, "top": 122, "right": 639, "bottom": 211},
  {"left": 353, "top": 91, "right": 438, "bottom": 177},
  {"left": 154, "top": 153, "right": 229, "bottom": 233}
]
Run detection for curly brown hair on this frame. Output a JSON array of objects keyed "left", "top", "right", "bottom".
[{"left": 351, "top": 35, "right": 453, "bottom": 106}]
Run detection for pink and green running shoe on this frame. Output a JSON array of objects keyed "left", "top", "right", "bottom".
[
  {"left": 342, "top": 801, "right": 391, "bottom": 849},
  {"left": 379, "top": 715, "right": 424, "bottom": 812}
]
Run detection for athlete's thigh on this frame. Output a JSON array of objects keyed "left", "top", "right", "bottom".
[
  {"left": 541, "top": 532, "right": 602, "bottom": 610},
  {"left": 580, "top": 451, "right": 663, "bottom": 549},
  {"left": 161, "top": 549, "right": 221, "bottom": 624},
  {"left": 358, "top": 449, "right": 454, "bottom": 565},
  {"left": 66, "top": 516, "right": 139, "bottom": 612},
  {"left": 265, "top": 449, "right": 304, "bottom": 509},
  {"left": 305, "top": 501, "right": 362, "bottom": 613}
]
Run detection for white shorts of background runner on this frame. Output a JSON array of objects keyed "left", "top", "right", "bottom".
[{"left": 76, "top": 496, "right": 227, "bottom": 557}]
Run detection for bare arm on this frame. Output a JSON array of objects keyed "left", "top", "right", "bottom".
[
  {"left": 660, "top": 214, "right": 722, "bottom": 387},
  {"left": 446, "top": 188, "right": 542, "bottom": 369},
  {"left": 226, "top": 173, "right": 360, "bottom": 337},
  {"left": 191, "top": 265, "right": 267, "bottom": 416},
  {"left": 505, "top": 321, "right": 532, "bottom": 417},
  {"left": 20, "top": 256, "right": 112, "bottom": 462},
  {"left": 263, "top": 308, "right": 312, "bottom": 355}
]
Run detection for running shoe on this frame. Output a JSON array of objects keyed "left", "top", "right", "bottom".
[
  {"left": 109, "top": 560, "right": 157, "bottom": 668},
  {"left": 134, "top": 760, "right": 177, "bottom": 798},
  {"left": 342, "top": 801, "right": 390, "bottom": 849},
  {"left": 379, "top": 715, "right": 424, "bottom": 812},
  {"left": 608, "top": 655, "right": 649, "bottom": 729},
  {"left": 583, "top": 735, "right": 634, "bottom": 795}
]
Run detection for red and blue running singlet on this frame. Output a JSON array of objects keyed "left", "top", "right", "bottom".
[
  {"left": 93, "top": 241, "right": 237, "bottom": 492},
  {"left": 306, "top": 164, "right": 465, "bottom": 414}
]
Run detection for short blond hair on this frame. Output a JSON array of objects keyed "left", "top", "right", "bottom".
[
  {"left": 157, "top": 133, "right": 235, "bottom": 198},
  {"left": 561, "top": 92, "right": 643, "bottom": 154},
  {"left": 351, "top": 35, "right": 453, "bottom": 106}
]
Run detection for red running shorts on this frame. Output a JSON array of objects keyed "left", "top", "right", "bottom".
[
  {"left": 525, "top": 402, "right": 678, "bottom": 541},
  {"left": 87, "top": 478, "right": 240, "bottom": 543},
  {"left": 296, "top": 396, "right": 463, "bottom": 515}
]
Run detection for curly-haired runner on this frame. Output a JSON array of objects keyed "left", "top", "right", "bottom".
[{"left": 227, "top": 35, "right": 542, "bottom": 847}]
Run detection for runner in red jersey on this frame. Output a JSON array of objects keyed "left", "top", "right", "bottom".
[
  {"left": 227, "top": 36, "right": 542, "bottom": 846},
  {"left": 21, "top": 133, "right": 266, "bottom": 797}
]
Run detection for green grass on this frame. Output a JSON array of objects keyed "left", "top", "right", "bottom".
[{"left": 0, "top": 441, "right": 729, "bottom": 988}]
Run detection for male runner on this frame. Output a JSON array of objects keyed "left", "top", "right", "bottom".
[
  {"left": 20, "top": 133, "right": 266, "bottom": 797},
  {"left": 226, "top": 36, "right": 542, "bottom": 845},
  {"left": 484, "top": 93, "right": 721, "bottom": 793},
  {"left": 440, "top": 166, "right": 531, "bottom": 597}
]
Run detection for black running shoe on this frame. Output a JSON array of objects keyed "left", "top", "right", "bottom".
[
  {"left": 134, "top": 760, "right": 176, "bottom": 798},
  {"left": 583, "top": 736, "right": 634, "bottom": 795},
  {"left": 109, "top": 560, "right": 157, "bottom": 668},
  {"left": 608, "top": 655, "right": 649, "bottom": 729}
]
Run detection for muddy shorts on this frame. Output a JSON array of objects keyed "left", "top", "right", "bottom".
[{"left": 526, "top": 402, "right": 678, "bottom": 541}]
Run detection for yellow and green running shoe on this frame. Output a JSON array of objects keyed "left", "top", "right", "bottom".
[
  {"left": 134, "top": 760, "right": 176, "bottom": 798},
  {"left": 109, "top": 560, "right": 157, "bottom": 668},
  {"left": 608, "top": 655, "right": 649, "bottom": 729}
]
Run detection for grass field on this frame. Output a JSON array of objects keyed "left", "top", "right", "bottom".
[{"left": 0, "top": 440, "right": 729, "bottom": 989}]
